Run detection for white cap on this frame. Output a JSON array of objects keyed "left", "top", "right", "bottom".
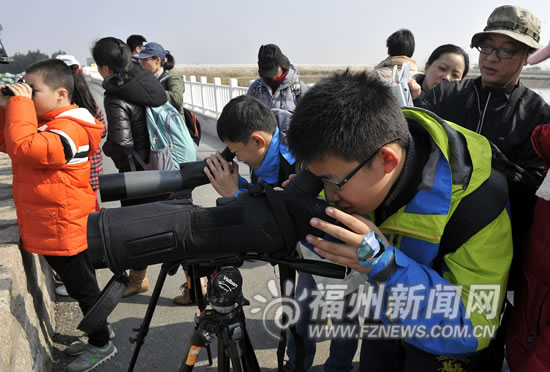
[
  {"left": 528, "top": 41, "right": 550, "bottom": 65},
  {"left": 55, "top": 54, "right": 80, "bottom": 68}
]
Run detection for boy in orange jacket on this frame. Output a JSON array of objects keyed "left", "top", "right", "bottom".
[{"left": 0, "top": 59, "right": 116, "bottom": 372}]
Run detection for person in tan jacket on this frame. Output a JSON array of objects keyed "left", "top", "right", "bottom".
[{"left": 373, "top": 29, "right": 418, "bottom": 82}]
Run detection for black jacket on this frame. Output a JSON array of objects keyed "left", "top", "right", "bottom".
[
  {"left": 102, "top": 66, "right": 167, "bottom": 172},
  {"left": 415, "top": 77, "right": 550, "bottom": 172},
  {"left": 416, "top": 77, "right": 550, "bottom": 289}
]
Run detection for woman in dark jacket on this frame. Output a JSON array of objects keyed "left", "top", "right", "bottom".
[
  {"left": 92, "top": 37, "right": 168, "bottom": 297},
  {"left": 135, "top": 41, "right": 205, "bottom": 305}
]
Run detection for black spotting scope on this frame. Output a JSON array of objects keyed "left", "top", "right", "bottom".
[
  {"left": 87, "top": 167, "right": 345, "bottom": 279},
  {"left": 99, "top": 147, "right": 235, "bottom": 202}
]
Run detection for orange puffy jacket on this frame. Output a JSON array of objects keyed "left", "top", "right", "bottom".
[{"left": 0, "top": 97, "right": 104, "bottom": 256}]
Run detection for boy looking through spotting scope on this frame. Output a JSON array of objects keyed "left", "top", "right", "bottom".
[{"left": 172, "top": 94, "right": 296, "bottom": 305}]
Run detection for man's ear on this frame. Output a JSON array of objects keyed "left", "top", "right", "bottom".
[
  {"left": 251, "top": 133, "right": 267, "bottom": 150},
  {"left": 379, "top": 146, "right": 401, "bottom": 174}
]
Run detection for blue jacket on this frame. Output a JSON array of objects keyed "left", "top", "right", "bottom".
[
  {"left": 236, "top": 125, "right": 295, "bottom": 196},
  {"left": 362, "top": 109, "right": 512, "bottom": 356}
]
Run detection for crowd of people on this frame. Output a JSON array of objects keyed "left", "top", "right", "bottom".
[{"left": 1, "top": 4, "right": 550, "bottom": 372}]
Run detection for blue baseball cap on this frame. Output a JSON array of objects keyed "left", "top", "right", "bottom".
[{"left": 138, "top": 42, "right": 166, "bottom": 59}]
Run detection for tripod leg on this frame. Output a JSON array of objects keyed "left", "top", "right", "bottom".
[
  {"left": 218, "top": 332, "right": 231, "bottom": 372},
  {"left": 240, "top": 325, "right": 261, "bottom": 371},
  {"left": 127, "top": 264, "right": 170, "bottom": 372},
  {"left": 178, "top": 325, "right": 210, "bottom": 372},
  {"left": 221, "top": 318, "right": 260, "bottom": 372}
]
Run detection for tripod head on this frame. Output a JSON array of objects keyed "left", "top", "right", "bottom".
[{"left": 209, "top": 266, "right": 247, "bottom": 313}]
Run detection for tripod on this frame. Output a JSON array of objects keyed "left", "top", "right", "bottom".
[
  {"left": 127, "top": 260, "right": 214, "bottom": 371},
  {"left": 178, "top": 266, "right": 260, "bottom": 372},
  {"left": 127, "top": 256, "right": 261, "bottom": 372},
  {"left": 125, "top": 254, "right": 346, "bottom": 371}
]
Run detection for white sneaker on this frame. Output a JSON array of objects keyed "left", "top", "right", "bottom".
[{"left": 55, "top": 284, "right": 69, "bottom": 296}]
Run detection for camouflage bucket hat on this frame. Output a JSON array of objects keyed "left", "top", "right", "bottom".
[{"left": 471, "top": 5, "right": 542, "bottom": 50}]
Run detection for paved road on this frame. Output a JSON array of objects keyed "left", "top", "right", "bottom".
[{"left": 68, "top": 81, "right": 361, "bottom": 371}]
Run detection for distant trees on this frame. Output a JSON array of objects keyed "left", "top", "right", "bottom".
[
  {"left": 51, "top": 50, "right": 66, "bottom": 59},
  {"left": 0, "top": 49, "right": 49, "bottom": 74}
]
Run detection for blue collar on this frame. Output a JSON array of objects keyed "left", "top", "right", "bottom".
[{"left": 254, "top": 126, "right": 295, "bottom": 184}]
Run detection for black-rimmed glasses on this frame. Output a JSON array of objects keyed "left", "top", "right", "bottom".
[
  {"left": 320, "top": 138, "right": 400, "bottom": 192},
  {"left": 475, "top": 43, "right": 525, "bottom": 59}
]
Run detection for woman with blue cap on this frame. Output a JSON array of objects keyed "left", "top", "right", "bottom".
[{"left": 137, "top": 42, "right": 185, "bottom": 117}]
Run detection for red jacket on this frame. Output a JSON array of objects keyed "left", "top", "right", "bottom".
[
  {"left": 506, "top": 123, "right": 550, "bottom": 371},
  {"left": 0, "top": 97, "right": 104, "bottom": 256}
]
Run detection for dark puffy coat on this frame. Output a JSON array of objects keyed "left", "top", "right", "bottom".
[
  {"left": 415, "top": 77, "right": 550, "bottom": 172},
  {"left": 102, "top": 66, "right": 167, "bottom": 172},
  {"left": 506, "top": 123, "right": 550, "bottom": 372},
  {"left": 415, "top": 77, "right": 550, "bottom": 289}
]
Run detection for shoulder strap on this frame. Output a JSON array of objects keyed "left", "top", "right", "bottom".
[
  {"left": 434, "top": 168, "right": 508, "bottom": 274},
  {"left": 254, "top": 80, "right": 263, "bottom": 98},
  {"left": 290, "top": 81, "right": 301, "bottom": 102}
]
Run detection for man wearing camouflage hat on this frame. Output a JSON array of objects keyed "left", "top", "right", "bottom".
[
  {"left": 415, "top": 5, "right": 550, "bottom": 371},
  {"left": 416, "top": 4, "right": 550, "bottom": 171}
]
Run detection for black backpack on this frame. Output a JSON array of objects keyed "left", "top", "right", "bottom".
[{"left": 183, "top": 107, "right": 202, "bottom": 146}]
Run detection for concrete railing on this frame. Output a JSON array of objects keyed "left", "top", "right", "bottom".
[{"left": 0, "top": 153, "right": 57, "bottom": 372}]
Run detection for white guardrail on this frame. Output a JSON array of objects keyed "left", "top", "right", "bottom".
[{"left": 83, "top": 66, "right": 249, "bottom": 119}]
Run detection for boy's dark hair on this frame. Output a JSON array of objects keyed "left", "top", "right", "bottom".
[
  {"left": 386, "top": 29, "right": 415, "bottom": 57},
  {"left": 217, "top": 95, "right": 277, "bottom": 143},
  {"left": 427, "top": 44, "right": 470, "bottom": 77},
  {"left": 92, "top": 37, "right": 133, "bottom": 86},
  {"left": 126, "top": 34, "right": 146, "bottom": 53},
  {"left": 25, "top": 59, "right": 74, "bottom": 101},
  {"left": 287, "top": 70, "right": 409, "bottom": 164}
]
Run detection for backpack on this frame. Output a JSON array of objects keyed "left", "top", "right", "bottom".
[
  {"left": 158, "top": 73, "right": 201, "bottom": 146},
  {"left": 182, "top": 107, "right": 202, "bottom": 145},
  {"left": 130, "top": 102, "right": 196, "bottom": 171}
]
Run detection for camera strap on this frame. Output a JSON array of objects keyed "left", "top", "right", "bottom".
[
  {"left": 262, "top": 182, "right": 296, "bottom": 255},
  {"left": 261, "top": 183, "right": 305, "bottom": 371},
  {"left": 277, "top": 264, "right": 305, "bottom": 372}
]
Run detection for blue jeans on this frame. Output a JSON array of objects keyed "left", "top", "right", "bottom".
[{"left": 287, "top": 272, "right": 358, "bottom": 372}]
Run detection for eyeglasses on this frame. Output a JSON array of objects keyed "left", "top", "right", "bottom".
[
  {"left": 475, "top": 43, "right": 524, "bottom": 59},
  {"left": 320, "top": 138, "right": 400, "bottom": 193}
]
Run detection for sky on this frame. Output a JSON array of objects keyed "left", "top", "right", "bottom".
[{"left": 2, "top": 0, "right": 550, "bottom": 69}]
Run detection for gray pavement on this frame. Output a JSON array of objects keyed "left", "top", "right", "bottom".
[{"left": 52, "top": 81, "right": 361, "bottom": 371}]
